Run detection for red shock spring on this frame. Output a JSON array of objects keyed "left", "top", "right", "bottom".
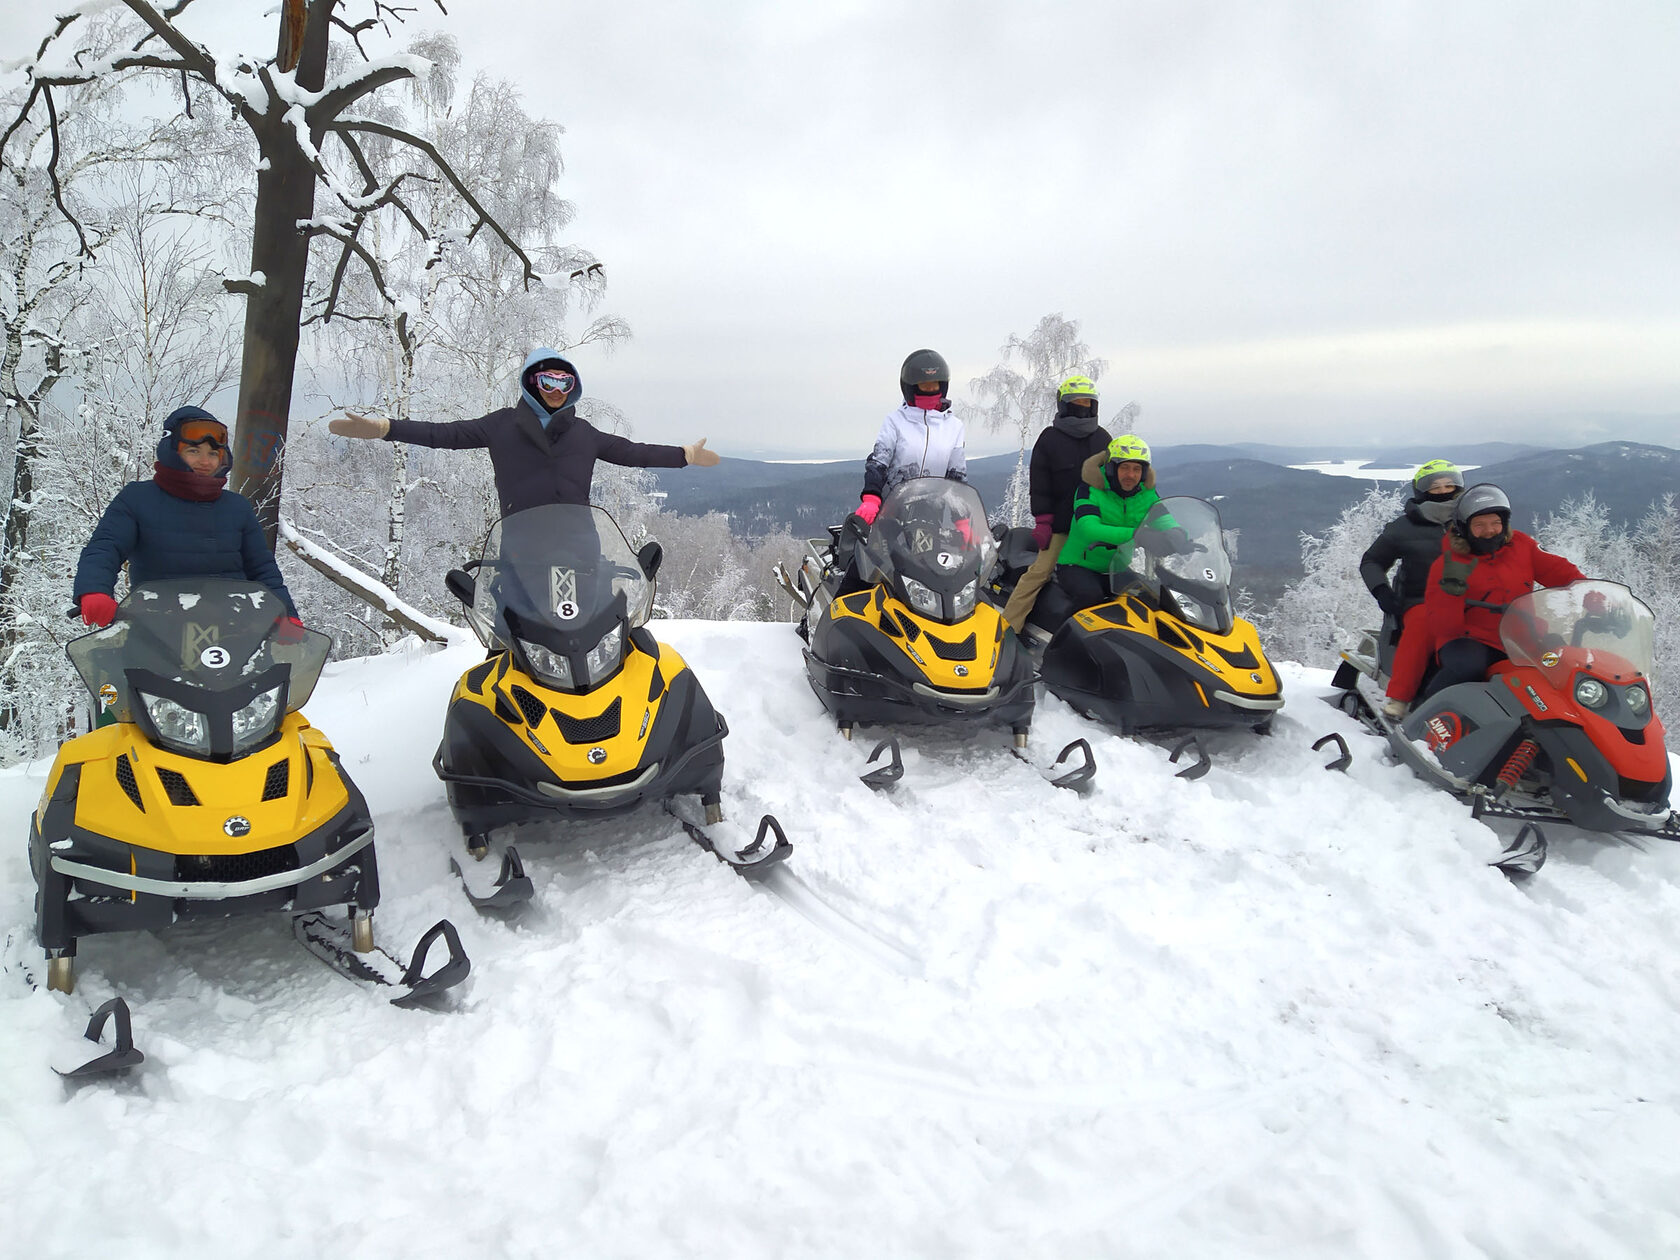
[{"left": 1495, "top": 738, "right": 1540, "bottom": 792}]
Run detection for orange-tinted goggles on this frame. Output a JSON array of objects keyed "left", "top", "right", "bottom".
[{"left": 177, "top": 419, "right": 229, "bottom": 450}]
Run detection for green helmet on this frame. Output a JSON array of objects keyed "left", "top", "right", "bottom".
[
  {"left": 1057, "top": 375, "right": 1099, "bottom": 403},
  {"left": 1412, "top": 458, "right": 1463, "bottom": 495},
  {"left": 1108, "top": 435, "right": 1151, "bottom": 464}
]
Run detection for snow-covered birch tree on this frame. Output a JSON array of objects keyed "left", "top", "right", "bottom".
[
  {"left": 2, "top": 1, "right": 586, "bottom": 546},
  {"left": 968, "top": 314, "right": 1111, "bottom": 526}
]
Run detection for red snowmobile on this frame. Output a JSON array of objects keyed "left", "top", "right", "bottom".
[{"left": 1332, "top": 580, "right": 1675, "bottom": 873}]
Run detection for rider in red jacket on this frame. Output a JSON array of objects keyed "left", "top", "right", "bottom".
[{"left": 1384, "top": 485, "right": 1584, "bottom": 712}]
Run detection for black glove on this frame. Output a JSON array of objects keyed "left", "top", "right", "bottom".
[
  {"left": 1141, "top": 527, "right": 1197, "bottom": 557},
  {"left": 1372, "top": 584, "right": 1400, "bottom": 617}
]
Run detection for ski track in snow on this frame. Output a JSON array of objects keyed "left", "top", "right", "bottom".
[{"left": 3, "top": 624, "right": 1679, "bottom": 1259}]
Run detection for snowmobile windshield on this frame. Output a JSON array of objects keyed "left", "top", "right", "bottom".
[
  {"left": 472, "top": 504, "right": 652, "bottom": 691},
  {"left": 859, "top": 478, "right": 997, "bottom": 623},
  {"left": 66, "top": 580, "right": 331, "bottom": 759},
  {"left": 1501, "top": 582, "right": 1655, "bottom": 688},
  {"left": 1111, "top": 498, "right": 1234, "bottom": 634}
]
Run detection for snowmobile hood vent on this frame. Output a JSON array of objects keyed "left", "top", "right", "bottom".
[
  {"left": 553, "top": 697, "right": 622, "bottom": 745},
  {"left": 115, "top": 754, "right": 145, "bottom": 812},
  {"left": 924, "top": 631, "right": 978, "bottom": 661},
  {"left": 156, "top": 766, "right": 200, "bottom": 807}
]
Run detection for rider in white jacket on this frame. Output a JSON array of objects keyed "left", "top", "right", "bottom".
[{"left": 855, "top": 349, "right": 968, "bottom": 524}]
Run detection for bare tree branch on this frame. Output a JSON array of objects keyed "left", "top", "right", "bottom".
[{"left": 335, "top": 117, "right": 542, "bottom": 286}]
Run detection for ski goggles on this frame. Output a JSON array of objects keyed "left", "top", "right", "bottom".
[
  {"left": 533, "top": 370, "right": 575, "bottom": 395},
  {"left": 176, "top": 419, "right": 229, "bottom": 450}
]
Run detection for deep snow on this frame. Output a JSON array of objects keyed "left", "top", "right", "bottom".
[{"left": 2, "top": 623, "right": 1678, "bottom": 1259}]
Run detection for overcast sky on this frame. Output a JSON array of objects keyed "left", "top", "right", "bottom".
[{"left": 7, "top": 2, "right": 1679, "bottom": 457}]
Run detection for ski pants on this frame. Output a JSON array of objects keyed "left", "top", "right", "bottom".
[
  {"left": 1384, "top": 604, "right": 1434, "bottom": 702},
  {"left": 1420, "top": 638, "right": 1507, "bottom": 701},
  {"left": 1055, "top": 563, "right": 1111, "bottom": 613},
  {"left": 1002, "top": 533, "right": 1066, "bottom": 630}
]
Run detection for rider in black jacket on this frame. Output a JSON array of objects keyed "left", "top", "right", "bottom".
[{"left": 1359, "top": 459, "right": 1463, "bottom": 673}]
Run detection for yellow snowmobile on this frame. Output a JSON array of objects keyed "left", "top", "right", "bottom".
[
  {"left": 435, "top": 504, "right": 789, "bottom": 908},
  {"left": 785, "top": 478, "right": 1092, "bottom": 789},
  {"left": 28, "top": 580, "right": 466, "bottom": 1074},
  {"left": 1036, "top": 497, "right": 1284, "bottom": 777}
]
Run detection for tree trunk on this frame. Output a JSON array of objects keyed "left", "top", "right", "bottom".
[{"left": 230, "top": 0, "right": 336, "bottom": 548}]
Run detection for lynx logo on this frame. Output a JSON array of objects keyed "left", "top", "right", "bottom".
[
  {"left": 1424, "top": 711, "right": 1464, "bottom": 754},
  {"left": 199, "top": 646, "right": 231, "bottom": 669},
  {"left": 587, "top": 747, "right": 608, "bottom": 764},
  {"left": 183, "top": 623, "right": 219, "bottom": 669},
  {"left": 551, "top": 567, "right": 579, "bottom": 620},
  {"left": 911, "top": 528, "right": 934, "bottom": 553},
  {"left": 223, "top": 816, "right": 251, "bottom": 838},
  {"left": 953, "top": 664, "right": 969, "bottom": 677}
]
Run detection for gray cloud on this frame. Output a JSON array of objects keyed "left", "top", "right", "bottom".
[{"left": 6, "top": 2, "right": 1676, "bottom": 455}]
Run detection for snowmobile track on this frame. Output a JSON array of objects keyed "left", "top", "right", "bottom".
[{"left": 756, "top": 865, "right": 924, "bottom": 979}]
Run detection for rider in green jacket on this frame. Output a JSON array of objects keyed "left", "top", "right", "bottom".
[{"left": 1054, "top": 435, "right": 1172, "bottom": 610}]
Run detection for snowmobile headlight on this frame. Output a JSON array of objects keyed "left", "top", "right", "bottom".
[
  {"left": 952, "top": 580, "right": 979, "bottom": 619},
  {"left": 901, "top": 577, "right": 940, "bottom": 618},
  {"left": 1624, "top": 684, "right": 1650, "bottom": 717},
  {"left": 519, "top": 637, "right": 573, "bottom": 689},
  {"left": 1574, "top": 677, "right": 1609, "bottom": 709},
  {"left": 231, "top": 685, "right": 284, "bottom": 754},
  {"left": 139, "top": 691, "right": 211, "bottom": 755},
  {"left": 583, "top": 624, "right": 623, "bottom": 686}
]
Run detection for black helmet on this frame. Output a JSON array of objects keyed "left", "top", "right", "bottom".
[
  {"left": 1452, "top": 483, "right": 1512, "bottom": 554},
  {"left": 900, "top": 349, "right": 950, "bottom": 403}
]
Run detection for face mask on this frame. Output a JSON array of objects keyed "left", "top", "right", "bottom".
[
  {"left": 911, "top": 393, "right": 943, "bottom": 410},
  {"left": 1417, "top": 499, "right": 1456, "bottom": 525}
]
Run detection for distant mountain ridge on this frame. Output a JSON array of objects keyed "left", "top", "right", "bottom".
[{"left": 650, "top": 440, "right": 1680, "bottom": 602}]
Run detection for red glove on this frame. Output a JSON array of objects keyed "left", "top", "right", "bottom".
[
  {"left": 1582, "top": 590, "right": 1607, "bottom": 615},
  {"left": 1031, "top": 514, "right": 1053, "bottom": 551},
  {"left": 954, "top": 518, "right": 974, "bottom": 545},
  {"left": 79, "top": 593, "right": 118, "bottom": 628},
  {"left": 855, "top": 494, "right": 882, "bottom": 525},
  {"left": 276, "top": 616, "right": 308, "bottom": 644}
]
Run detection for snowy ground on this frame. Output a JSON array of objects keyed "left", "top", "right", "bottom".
[{"left": 3, "top": 623, "right": 1678, "bottom": 1259}]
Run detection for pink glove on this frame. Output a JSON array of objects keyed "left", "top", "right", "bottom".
[
  {"left": 276, "top": 616, "right": 308, "bottom": 644},
  {"left": 855, "top": 494, "right": 882, "bottom": 525},
  {"left": 80, "top": 593, "right": 118, "bottom": 628},
  {"left": 1031, "top": 514, "right": 1053, "bottom": 551}
]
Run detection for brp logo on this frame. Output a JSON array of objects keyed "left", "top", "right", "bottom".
[
  {"left": 587, "top": 747, "right": 607, "bottom": 765},
  {"left": 953, "top": 664, "right": 969, "bottom": 677},
  {"left": 223, "top": 815, "right": 252, "bottom": 837}
]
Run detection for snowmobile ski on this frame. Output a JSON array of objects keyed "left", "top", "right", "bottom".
[
  {"left": 664, "top": 797, "right": 792, "bottom": 879},
  {"left": 449, "top": 845, "right": 535, "bottom": 912},
  {"left": 1313, "top": 732, "right": 1353, "bottom": 773},
  {"left": 1165, "top": 734, "right": 1212, "bottom": 780},
  {"left": 293, "top": 912, "right": 470, "bottom": 1008},
  {"left": 861, "top": 737, "right": 904, "bottom": 790},
  {"left": 1013, "top": 737, "right": 1098, "bottom": 790},
  {"left": 1490, "top": 823, "right": 1547, "bottom": 879},
  {"left": 55, "top": 997, "right": 144, "bottom": 1080}
]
